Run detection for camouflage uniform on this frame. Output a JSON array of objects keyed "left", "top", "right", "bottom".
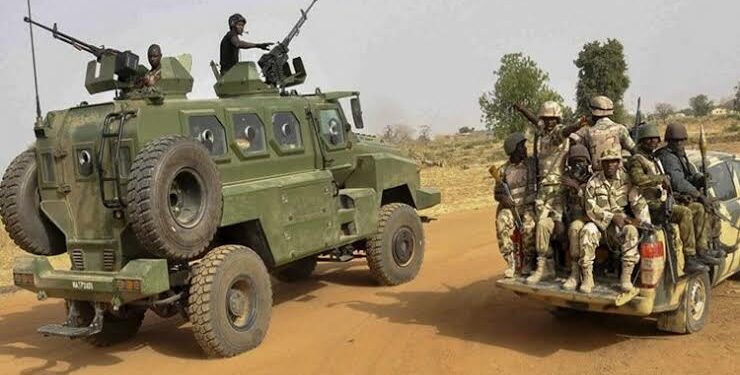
[
  {"left": 494, "top": 153, "right": 537, "bottom": 277},
  {"left": 581, "top": 149, "right": 650, "bottom": 293},
  {"left": 572, "top": 96, "right": 635, "bottom": 171}
]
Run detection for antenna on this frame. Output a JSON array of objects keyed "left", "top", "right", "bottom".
[{"left": 26, "top": 0, "right": 42, "bottom": 121}]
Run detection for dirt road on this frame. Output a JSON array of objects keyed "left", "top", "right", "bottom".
[{"left": 1, "top": 208, "right": 738, "bottom": 375}]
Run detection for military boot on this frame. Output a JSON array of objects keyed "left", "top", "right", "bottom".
[
  {"left": 579, "top": 265, "right": 594, "bottom": 293},
  {"left": 619, "top": 263, "right": 636, "bottom": 292},
  {"left": 698, "top": 252, "right": 721, "bottom": 266},
  {"left": 521, "top": 254, "right": 534, "bottom": 275},
  {"left": 526, "top": 256, "right": 546, "bottom": 284},
  {"left": 562, "top": 263, "right": 580, "bottom": 291},
  {"left": 684, "top": 255, "right": 709, "bottom": 274},
  {"left": 503, "top": 253, "right": 516, "bottom": 278}
]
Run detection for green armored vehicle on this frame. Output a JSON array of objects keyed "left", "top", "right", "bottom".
[{"left": 2, "top": 13, "right": 440, "bottom": 357}]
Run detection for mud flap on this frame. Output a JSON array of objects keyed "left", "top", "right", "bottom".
[
  {"left": 37, "top": 302, "right": 104, "bottom": 338},
  {"left": 496, "top": 278, "right": 640, "bottom": 307}
]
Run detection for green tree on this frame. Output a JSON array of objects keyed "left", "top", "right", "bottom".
[
  {"left": 574, "top": 39, "right": 630, "bottom": 121},
  {"left": 689, "top": 94, "right": 714, "bottom": 117},
  {"left": 479, "top": 53, "right": 564, "bottom": 138}
]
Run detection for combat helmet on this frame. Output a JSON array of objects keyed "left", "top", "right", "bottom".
[
  {"left": 228, "top": 13, "right": 247, "bottom": 28},
  {"left": 665, "top": 123, "right": 688, "bottom": 141},
  {"left": 568, "top": 144, "right": 591, "bottom": 163},
  {"left": 538, "top": 101, "right": 563, "bottom": 119},
  {"left": 599, "top": 147, "right": 622, "bottom": 162},
  {"left": 504, "top": 132, "right": 527, "bottom": 156},
  {"left": 637, "top": 123, "right": 661, "bottom": 141},
  {"left": 589, "top": 95, "right": 614, "bottom": 116}
]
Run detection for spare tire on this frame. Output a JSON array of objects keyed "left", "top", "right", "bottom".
[
  {"left": 0, "top": 149, "right": 66, "bottom": 256},
  {"left": 127, "top": 136, "right": 222, "bottom": 261}
]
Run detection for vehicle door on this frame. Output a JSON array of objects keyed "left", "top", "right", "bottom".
[
  {"left": 707, "top": 159, "right": 740, "bottom": 280},
  {"left": 311, "top": 102, "right": 354, "bottom": 185}
]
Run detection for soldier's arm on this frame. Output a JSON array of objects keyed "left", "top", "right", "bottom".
[
  {"left": 493, "top": 182, "right": 506, "bottom": 203},
  {"left": 584, "top": 181, "right": 612, "bottom": 231},
  {"left": 661, "top": 154, "right": 702, "bottom": 197},
  {"left": 627, "top": 157, "right": 664, "bottom": 188},
  {"left": 230, "top": 34, "right": 262, "bottom": 50},
  {"left": 628, "top": 185, "right": 651, "bottom": 224},
  {"left": 620, "top": 126, "right": 636, "bottom": 154}
]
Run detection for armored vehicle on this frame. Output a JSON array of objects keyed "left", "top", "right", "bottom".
[
  {"left": 497, "top": 150, "right": 739, "bottom": 334},
  {"left": 3, "top": 11, "right": 440, "bottom": 357}
]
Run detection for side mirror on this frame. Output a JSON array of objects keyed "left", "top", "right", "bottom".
[{"left": 351, "top": 97, "right": 364, "bottom": 129}]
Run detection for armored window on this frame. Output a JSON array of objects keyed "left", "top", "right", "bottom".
[
  {"left": 232, "top": 113, "right": 266, "bottom": 155},
  {"left": 272, "top": 112, "right": 303, "bottom": 149},
  {"left": 188, "top": 115, "right": 227, "bottom": 156},
  {"left": 319, "top": 109, "right": 345, "bottom": 146},
  {"left": 708, "top": 163, "right": 736, "bottom": 201}
]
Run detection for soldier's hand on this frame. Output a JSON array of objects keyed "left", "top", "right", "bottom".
[
  {"left": 258, "top": 42, "right": 274, "bottom": 50},
  {"left": 698, "top": 194, "right": 713, "bottom": 207},
  {"left": 612, "top": 213, "right": 628, "bottom": 228},
  {"left": 577, "top": 116, "right": 589, "bottom": 128},
  {"left": 561, "top": 176, "right": 580, "bottom": 190}
]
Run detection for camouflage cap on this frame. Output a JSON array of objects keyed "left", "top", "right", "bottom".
[
  {"left": 537, "top": 101, "right": 563, "bottom": 119},
  {"left": 599, "top": 147, "right": 622, "bottom": 162},
  {"left": 568, "top": 144, "right": 591, "bottom": 163},
  {"left": 637, "top": 123, "right": 661, "bottom": 141},
  {"left": 589, "top": 95, "right": 614, "bottom": 116},
  {"left": 665, "top": 123, "right": 688, "bottom": 141},
  {"left": 503, "top": 132, "right": 527, "bottom": 156}
]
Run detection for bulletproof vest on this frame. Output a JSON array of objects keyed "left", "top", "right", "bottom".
[
  {"left": 503, "top": 158, "right": 536, "bottom": 206},
  {"left": 632, "top": 151, "right": 666, "bottom": 202},
  {"left": 590, "top": 171, "right": 630, "bottom": 214},
  {"left": 584, "top": 118, "right": 628, "bottom": 171},
  {"left": 537, "top": 126, "right": 569, "bottom": 186}
]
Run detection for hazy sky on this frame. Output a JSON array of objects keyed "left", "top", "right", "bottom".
[{"left": 0, "top": 0, "right": 738, "bottom": 169}]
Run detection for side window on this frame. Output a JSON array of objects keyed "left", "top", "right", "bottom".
[
  {"left": 709, "top": 163, "right": 736, "bottom": 201},
  {"left": 189, "top": 115, "right": 227, "bottom": 156},
  {"left": 233, "top": 113, "right": 266, "bottom": 155},
  {"left": 319, "top": 109, "right": 345, "bottom": 146},
  {"left": 272, "top": 112, "right": 303, "bottom": 149}
]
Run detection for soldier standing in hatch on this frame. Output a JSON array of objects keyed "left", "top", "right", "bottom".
[
  {"left": 572, "top": 95, "right": 635, "bottom": 171},
  {"left": 580, "top": 148, "right": 650, "bottom": 293},
  {"left": 656, "top": 123, "right": 725, "bottom": 263},
  {"left": 557, "top": 144, "right": 594, "bottom": 291},
  {"left": 628, "top": 124, "right": 710, "bottom": 273},
  {"left": 494, "top": 133, "right": 537, "bottom": 278},
  {"left": 141, "top": 44, "right": 162, "bottom": 87},
  {"left": 527, "top": 101, "right": 585, "bottom": 284},
  {"left": 220, "top": 13, "right": 274, "bottom": 75}
]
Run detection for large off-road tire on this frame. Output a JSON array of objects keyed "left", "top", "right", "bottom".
[
  {"left": 366, "top": 203, "right": 425, "bottom": 286},
  {"left": 657, "top": 271, "right": 711, "bottom": 334},
  {"left": 274, "top": 255, "right": 318, "bottom": 283},
  {"left": 188, "top": 245, "right": 273, "bottom": 358},
  {"left": 0, "top": 149, "right": 65, "bottom": 256},
  {"left": 127, "top": 136, "right": 222, "bottom": 261},
  {"left": 66, "top": 301, "right": 146, "bottom": 347}
]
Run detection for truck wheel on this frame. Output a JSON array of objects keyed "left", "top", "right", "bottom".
[
  {"left": 366, "top": 203, "right": 424, "bottom": 286},
  {"left": 66, "top": 301, "right": 146, "bottom": 347},
  {"left": 274, "top": 256, "right": 318, "bottom": 283},
  {"left": 657, "top": 272, "right": 711, "bottom": 334},
  {"left": 188, "top": 245, "right": 272, "bottom": 358},
  {"left": 127, "top": 136, "right": 222, "bottom": 261},
  {"left": 0, "top": 149, "right": 65, "bottom": 256}
]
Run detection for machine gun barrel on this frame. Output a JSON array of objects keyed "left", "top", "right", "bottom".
[
  {"left": 23, "top": 17, "right": 117, "bottom": 59},
  {"left": 281, "top": 0, "right": 318, "bottom": 48}
]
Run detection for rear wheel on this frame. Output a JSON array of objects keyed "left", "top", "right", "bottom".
[
  {"left": 127, "top": 136, "right": 222, "bottom": 261},
  {"left": 0, "top": 149, "right": 66, "bottom": 256},
  {"left": 274, "top": 256, "right": 318, "bottom": 283},
  {"left": 657, "top": 271, "right": 711, "bottom": 334},
  {"left": 188, "top": 245, "right": 272, "bottom": 357},
  {"left": 366, "top": 203, "right": 425, "bottom": 286}
]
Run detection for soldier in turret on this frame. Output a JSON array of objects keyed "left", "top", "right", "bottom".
[
  {"left": 572, "top": 95, "right": 635, "bottom": 171},
  {"left": 656, "top": 123, "right": 725, "bottom": 262},
  {"left": 628, "top": 124, "right": 710, "bottom": 273},
  {"left": 580, "top": 148, "right": 650, "bottom": 293},
  {"left": 220, "top": 13, "right": 274, "bottom": 75},
  {"left": 141, "top": 44, "right": 162, "bottom": 87},
  {"left": 494, "top": 133, "right": 537, "bottom": 278},
  {"left": 527, "top": 101, "right": 585, "bottom": 284}
]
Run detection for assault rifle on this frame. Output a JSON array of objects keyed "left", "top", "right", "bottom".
[
  {"left": 629, "top": 97, "right": 645, "bottom": 141},
  {"left": 23, "top": 17, "right": 139, "bottom": 81},
  {"left": 258, "top": 0, "right": 318, "bottom": 88},
  {"left": 489, "top": 164, "right": 524, "bottom": 271}
]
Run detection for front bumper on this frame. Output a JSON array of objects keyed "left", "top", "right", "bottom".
[{"left": 12, "top": 256, "right": 170, "bottom": 305}]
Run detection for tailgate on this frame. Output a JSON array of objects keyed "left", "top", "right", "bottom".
[{"left": 497, "top": 277, "right": 643, "bottom": 309}]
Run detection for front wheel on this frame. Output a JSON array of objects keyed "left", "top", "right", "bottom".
[
  {"left": 366, "top": 203, "right": 425, "bottom": 286},
  {"left": 188, "top": 245, "right": 273, "bottom": 358},
  {"left": 657, "top": 271, "right": 711, "bottom": 334}
]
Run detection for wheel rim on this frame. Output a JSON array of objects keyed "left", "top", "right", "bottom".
[
  {"left": 689, "top": 279, "right": 707, "bottom": 321},
  {"left": 392, "top": 226, "right": 416, "bottom": 267},
  {"left": 226, "top": 276, "right": 258, "bottom": 330},
  {"left": 168, "top": 168, "right": 205, "bottom": 228}
]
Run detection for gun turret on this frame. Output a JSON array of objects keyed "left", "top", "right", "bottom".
[
  {"left": 258, "top": 0, "right": 318, "bottom": 88},
  {"left": 24, "top": 17, "right": 139, "bottom": 81}
]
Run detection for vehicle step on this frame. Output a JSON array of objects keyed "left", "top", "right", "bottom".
[
  {"left": 496, "top": 277, "right": 641, "bottom": 307},
  {"left": 38, "top": 323, "right": 101, "bottom": 338}
]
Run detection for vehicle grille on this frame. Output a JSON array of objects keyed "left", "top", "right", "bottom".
[
  {"left": 70, "top": 249, "right": 85, "bottom": 270},
  {"left": 102, "top": 249, "right": 116, "bottom": 271}
]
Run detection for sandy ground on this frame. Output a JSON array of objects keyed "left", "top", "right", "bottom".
[{"left": 0, "top": 207, "right": 738, "bottom": 375}]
